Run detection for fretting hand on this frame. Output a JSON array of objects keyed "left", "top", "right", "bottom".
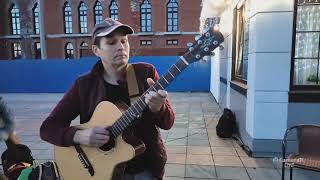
[{"left": 145, "top": 78, "right": 168, "bottom": 112}]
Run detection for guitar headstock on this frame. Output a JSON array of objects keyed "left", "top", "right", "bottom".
[{"left": 183, "top": 28, "right": 224, "bottom": 64}]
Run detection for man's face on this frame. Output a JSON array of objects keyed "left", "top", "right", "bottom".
[{"left": 93, "top": 33, "right": 130, "bottom": 69}]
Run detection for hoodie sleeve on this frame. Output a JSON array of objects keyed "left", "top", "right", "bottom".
[
  {"left": 145, "top": 65, "right": 175, "bottom": 130},
  {"left": 40, "top": 80, "right": 80, "bottom": 147}
]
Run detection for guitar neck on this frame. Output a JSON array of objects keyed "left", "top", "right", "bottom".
[{"left": 110, "top": 56, "right": 189, "bottom": 137}]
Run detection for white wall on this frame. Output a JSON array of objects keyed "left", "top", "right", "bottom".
[
  {"left": 210, "top": 51, "right": 220, "bottom": 101},
  {"left": 208, "top": 0, "right": 295, "bottom": 141}
]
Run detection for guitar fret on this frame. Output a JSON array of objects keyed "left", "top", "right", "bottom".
[
  {"left": 128, "top": 108, "right": 136, "bottom": 119},
  {"left": 180, "top": 56, "right": 189, "bottom": 65},
  {"left": 117, "top": 119, "right": 126, "bottom": 130},
  {"left": 122, "top": 114, "right": 131, "bottom": 126},
  {"left": 126, "top": 111, "right": 134, "bottom": 120},
  {"left": 111, "top": 128, "right": 117, "bottom": 136},
  {"left": 135, "top": 101, "right": 143, "bottom": 111},
  {"left": 164, "top": 73, "right": 173, "bottom": 82},
  {"left": 168, "top": 70, "right": 175, "bottom": 78},
  {"left": 173, "top": 64, "right": 181, "bottom": 72},
  {"left": 151, "top": 86, "right": 157, "bottom": 92},
  {"left": 156, "top": 81, "right": 164, "bottom": 90},
  {"left": 117, "top": 120, "right": 126, "bottom": 131},
  {"left": 113, "top": 125, "right": 121, "bottom": 135},
  {"left": 138, "top": 97, "right": 147, "bottom": 106},
  {"left": 163, "top": 76, "right": 169, "bottom": 84},
  {"left": 132, "top": 105, "right": 140, "bottom": 115}
]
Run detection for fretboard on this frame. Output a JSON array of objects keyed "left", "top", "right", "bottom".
[{"left": 110, "top": 56, "right": 189, "bottom": 137}]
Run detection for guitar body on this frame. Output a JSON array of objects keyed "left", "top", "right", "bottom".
[{"left": 54, "top": 101, "right": 146, "bottom": 180}]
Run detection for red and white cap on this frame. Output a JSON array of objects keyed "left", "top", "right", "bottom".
[{"left": 92, "top": 18, "right": 134, "bottom": 41}]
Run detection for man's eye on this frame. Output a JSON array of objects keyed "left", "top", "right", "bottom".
[
  {"left": 107, "top": 41, "right": 116, "bottom": 45},
  {"left": 121, "top": 39, "right": 127, "bottom": 44}
]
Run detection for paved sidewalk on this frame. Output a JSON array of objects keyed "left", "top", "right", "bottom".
[{"left": 0, "top": 93, "right": 319, "bottom": 180}]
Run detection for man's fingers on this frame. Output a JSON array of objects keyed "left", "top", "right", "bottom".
[
  {"left": 92, "top": 134, "right": 109, "bottom": 140},
  {"left": 147, "top": 78, "right": 155, "bottom": 86},
  {"left": 93, "top": 127, "right": 109, "bottom": 135},
  {"left": 158, "top": 90, "right": 168, "bottom": 98}
]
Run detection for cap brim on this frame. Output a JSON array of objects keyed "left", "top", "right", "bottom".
[{"left": 96, "top": 25, "right": 134, "bottom": 37}]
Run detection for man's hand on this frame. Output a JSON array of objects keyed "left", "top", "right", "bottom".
[
  {"left": 73, "top": 126, "right": 110, "bottom": 147},
  {"left": 145, "top": 78, "right": 168, "bottom": 112}
]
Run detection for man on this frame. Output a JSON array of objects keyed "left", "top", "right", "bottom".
[{"left": 40, "top": 18, "right": 175, "bottom": 180}]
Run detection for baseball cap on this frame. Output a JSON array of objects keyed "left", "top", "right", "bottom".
[{"left": 92, "top": 18, "right": 134, "bottom": 43}]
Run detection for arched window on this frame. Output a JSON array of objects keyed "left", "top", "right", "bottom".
[
  {"left": 80, "top": 42, "right": 89, "bottom": 57},
  {"left": 94, "top": 1, "right": 103, "bottom": 24},
  {"left": 10, "top": 4, "right": 20, "bottom": 35},
  {"left": 63, "top": 2, "right": 72, "bottom": 34},
  {"left": 79, "top": 2, "right": 87, "bottom": 33},
  {"left": 65, "top": 42, "right": 74, "bottom": 59},
  {"left": 140, "top": 0, "right": 151, "bottom": 32},
  {"left": 109, "top": 0, "right": 118, "bottom": 20},
  {"left": 33, "top": 3, "right": 40, "bottom": 34},
  {"left": 167, "top": 0, "right": 178, "bottom": 32}
]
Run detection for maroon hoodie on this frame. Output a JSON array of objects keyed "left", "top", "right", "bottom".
[{"left": 40, "top": 60, "right": 175, "bottom": 179}]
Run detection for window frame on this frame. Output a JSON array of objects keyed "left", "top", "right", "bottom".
[
  {"left": 10, "top": 4, "right": 21, "bottom": 35},
  {"left": 34, "top": 42, "right": 41, "bottom": 59},
  {"left": 140, "top": 40, "right": 152, "bottom": 46},
  {"left": 94, "top": 1, "right": 103, "bottom": 24},
  {"left": 33, "top": 3, "right": 40, "bottom": 35},
  {"left": 78, "top": 2, "right": 88, "bottom": 34},
  {"left": 289, "top": 0, "right": 320, "bottom": 102},
  {"left": 231, "top": 2, "right": 249, "bottom": 85},
  {"left": 12, "top": 42, "right": 22, "bottom": 59},
  {"left": 63, "top": 2, "right": 73, "bottom": 34},
  {"left": 167, "top": 0, "right": 178, "bottom": 32},
  {"left": 109, "top": 0, "right": 119, "bottom": 21},
  {"left": 80, "top": 41, "right": 89, "bottom": 57},
  {"left": 65, "top": 42, "right": 74, "bottom": 59},
  {"left": 166, "top": 39, "right": 178, "bottom": 45},
  {"left": 140, "top": 0, "right": 152, "bottom": 32}
]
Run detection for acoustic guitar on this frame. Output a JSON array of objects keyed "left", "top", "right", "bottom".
[{"left": 54, "top": 28, "right": 224, "bottom": 180}]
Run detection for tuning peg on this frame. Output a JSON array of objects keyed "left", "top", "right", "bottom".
[
  {"left": 195, "top": 35, "right": 201, "bottom": 41},
  {"left": 189, "top": 47, "right": 194, "bottom": 52},
  {"left": 205, "top": 32, "right": 211, "bottom": 37},
  {"left": 211, "top": 51, "right": 215, "bottom": 56},
  {"left": 204, "top": 47, "right": 209, "bottom": 52},
  {"left": 201, "top": 56, "right": 209, "bottom": 62},
  {"left": 213, "top": 40, "right": 218, "bottom": 46},
  {"left": 197, "top": 40, "right": 202, "bottom": 45},
  {"left": 219, "top": 45, "right": 224, "bottom": 50},
  {"left": 195, "top": 54, "right": 201, "bottom": 59},
  {"left": 187, "top": 42, "right": 193, "bottom": 47}
]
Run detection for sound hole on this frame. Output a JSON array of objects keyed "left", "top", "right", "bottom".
[{"left": 99, "top": 136, "right": 115, "bottom": 151}]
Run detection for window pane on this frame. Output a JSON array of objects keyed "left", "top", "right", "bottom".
[
  {"left": 295, "top": 32, "right": 319, "bottom": 58},
  {"left": 294, "top": 59, "right": 319, "bottom": 85},
  {"left": 296, "top": 5, "right": 320, "bottom": 31},
  {"left": 140, "top": 0, "right": 152, "bottom": 32}
]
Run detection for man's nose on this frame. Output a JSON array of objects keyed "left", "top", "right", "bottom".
[{"left": 117, "top": 42, "right": 125, "bottom": 50}]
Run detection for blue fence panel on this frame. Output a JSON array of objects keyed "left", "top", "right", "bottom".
[{"left": 0, "top": 56, "right": 210, "bottom": 93}]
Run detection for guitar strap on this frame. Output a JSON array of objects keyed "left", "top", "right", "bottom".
[{"left": 126, "top": 64, "right": 140, "bottom": 104}]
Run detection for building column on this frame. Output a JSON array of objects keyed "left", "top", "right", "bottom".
[{"left": 39, "top": 0, "right": 47, "bottom": 59}]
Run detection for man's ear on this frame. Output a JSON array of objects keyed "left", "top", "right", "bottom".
[{"left": 92, "top": 45, "right": 100, "bottom": 57}]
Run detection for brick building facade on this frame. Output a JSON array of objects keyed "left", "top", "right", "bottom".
[{"left": 0, "top": 0, "right": 201, "bottom": 60}]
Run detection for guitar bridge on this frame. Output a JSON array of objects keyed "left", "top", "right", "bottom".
[{"left": 74, "top": 145, "right": 95, "bottom": 176}]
